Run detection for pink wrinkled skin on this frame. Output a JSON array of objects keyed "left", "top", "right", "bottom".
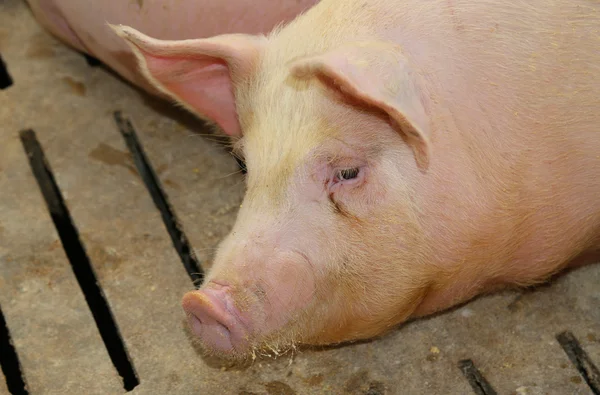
[{"left": 30, "top": 0, "right": 600, "bottom": 360}]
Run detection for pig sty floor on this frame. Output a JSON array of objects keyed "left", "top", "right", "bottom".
[{"left": 1, "top": 1, "right": 599, "bottom": 394}]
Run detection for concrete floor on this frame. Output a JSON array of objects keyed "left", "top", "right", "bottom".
[{"left": 0, "top": 0, "right": 599, "bottom": 394}]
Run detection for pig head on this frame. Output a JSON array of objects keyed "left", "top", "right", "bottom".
[{"left": 111, "top": 24, "right": 445, "bottom": 359}]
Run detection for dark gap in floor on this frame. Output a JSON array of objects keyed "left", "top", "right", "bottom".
[
  {"left": 19, "top": 129, "right": 139, "bottom": 392},
  {"left": 0, "top": 53, "right": 14, "bottom": 89},
  {"left": 556, "top": 330, "right": 600, "bottom": 394},
  {"left": 83, "top": 53, "right": 102, "bottom": 67},
  {"left": 458, "top": 359, "right": 498, "bottom": 395},
  {"left": 113, "top": 111, "right": 204, "bottom": 287},
  {"left": 0, "top": 304, "right": 28, "bottom": 395}
]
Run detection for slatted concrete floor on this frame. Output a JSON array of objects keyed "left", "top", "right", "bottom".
[{"left": 1, "top": 0, "right": 599, "bottom": 394}]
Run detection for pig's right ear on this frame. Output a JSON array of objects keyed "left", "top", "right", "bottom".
[
  {"left": 288, "top": 41, "right": 431, "bottom": 170},
  {"left": 110, "top": 25, "right": 265, "bottom": 137}
]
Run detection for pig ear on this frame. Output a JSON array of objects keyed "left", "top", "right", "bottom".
[
  {"left": 110, "top": 24, "right": 265, "bottom": 137},
  {"left": 289, "top": 42, "right": 431, "bottom": 170}
]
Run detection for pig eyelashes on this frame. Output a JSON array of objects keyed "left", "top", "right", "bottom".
[
  {"left": 327, "top": 166, "right": 365, "bottom": 201},
  {"left": 337, "top": 167, "right": 360, "bottom": 181}
]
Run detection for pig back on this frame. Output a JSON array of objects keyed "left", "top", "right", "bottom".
[{"left": 26, "top": 0, "right": 319, "bottom": 93}]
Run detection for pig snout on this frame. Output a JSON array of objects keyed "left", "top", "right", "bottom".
[
  {"left": 182, "top": 283, "right": 251, "bottom": 353},
  {"left": 182, "top": 242, "right": 317, "bottom": 355}
]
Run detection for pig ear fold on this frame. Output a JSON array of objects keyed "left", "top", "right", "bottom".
[
  {"left": 288, "top": 42, "right": 431, "bottom": 170},
  {"left": 110, "top": 24, "right": 265, "bottom": 138}
]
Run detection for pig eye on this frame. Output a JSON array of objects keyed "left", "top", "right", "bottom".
[{"left": 337, "top": 167, "right": 360, "bottom": 181}]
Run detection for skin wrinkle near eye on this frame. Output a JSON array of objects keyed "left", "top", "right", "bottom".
[
  {"left": 328, "top": 187, "right": 364, "bottom": 222},
  {"left": 328, "top": 192, "right": 342, "bottom": 214},
  {"left": 330, "top": 194, "right": 352, "bottom": 218}
]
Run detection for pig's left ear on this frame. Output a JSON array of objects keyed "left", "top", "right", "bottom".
[
  {"left": 289, "top": 41, "right": 431, "bottom": 170},
  {"left": 110, "top": 24, "right": 266, "bottom": 138}
]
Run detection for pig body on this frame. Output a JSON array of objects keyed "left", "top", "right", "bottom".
[
  {"left": 62, "top": 0, "right": 600, "bottom": 359},
  {"left": 25, "top": 0, "right": 319, "bottom": 94}
]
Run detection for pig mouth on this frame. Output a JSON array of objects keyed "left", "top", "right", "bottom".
[{"left": 182, "top": 283, "right": 251, "bottom": 354}]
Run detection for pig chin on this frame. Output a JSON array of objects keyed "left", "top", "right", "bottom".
[{"left": 181, "top": 250, "right": 318, "bottom": 358}]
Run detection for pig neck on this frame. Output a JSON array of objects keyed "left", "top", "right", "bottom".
[{"left": 273, "top": 0, "right": 600, "bottom": 315}]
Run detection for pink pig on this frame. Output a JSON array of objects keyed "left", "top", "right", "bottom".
[
  {"left": 110, "top": 0, "right": 600, "bottom": 359},
  {"left": 32, "top": 0, "right": 600, "bottom": 359}
]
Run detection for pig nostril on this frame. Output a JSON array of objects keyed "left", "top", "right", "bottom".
[
  {"left": 187, "top": 314, "right": 204, "bottom": 337},
  {"left": 182, "top": 290, "right": 247, "bottom": 352},
  {"left": 187, "top": 311, "right": 231, "bottom": 335},
  {"left": 186, "top": 309, "right": 235, "bottom": 351}
]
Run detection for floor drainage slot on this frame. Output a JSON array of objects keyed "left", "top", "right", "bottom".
[
  {"left": 458, "top": 359, "right": 497, "bottom": 395},
  {"left": 83, "top": 53, "right": 102, "bottom": 67},
  {"left": 0, "top": 305, "right": 28, "bottom": 395},
  {"left": 114, "top": 111, "right": 204, "bottom": 286},
  {"left": 556, "top": 330, "right": 600, "bottom": 394},
  {"left": 0, "top": 53, "right": 13, "bottom": 89},
  {"left": 19, "top": 129, "right": 139, "bottom": 392}
]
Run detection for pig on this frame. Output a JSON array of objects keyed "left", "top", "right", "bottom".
[
  {"left": 108, "top": 0, "right": 600, "bottom": 360},
  {"left": 35, "top": 0, "right": 600, "bottom": 359},
  {"left": 25, "top": 0, "right": 319, "bottom": 95}
]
